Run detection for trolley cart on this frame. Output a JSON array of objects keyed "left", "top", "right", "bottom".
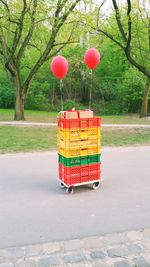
[
  {"left": 58, "top": 178, "right": 102, "bottom": 194},
  {"left": 57, "top": 110, "right": 102, "bottom": 194}
]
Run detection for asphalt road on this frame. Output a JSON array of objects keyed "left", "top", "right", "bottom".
[{"left": 0, "top": 147, "right": 150, "bottom": 249}]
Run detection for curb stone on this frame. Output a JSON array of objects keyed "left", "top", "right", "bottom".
[{"left": 0, "top": 228, "right": 150, "bottom": 266}]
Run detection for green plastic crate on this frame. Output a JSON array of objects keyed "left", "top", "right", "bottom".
[{"left": 58, "top": 154, "right": 101, "bottom": 167}]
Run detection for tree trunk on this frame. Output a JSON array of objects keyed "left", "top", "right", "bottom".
[
  {"left": 14, "top": 91, "right": 25, "bottom": 120},
  {"left": 13, "top": 72, "right": 25, "bottom": 120},
  {"left": 140, "top": 80, "right": 150, "bottom": 118}
]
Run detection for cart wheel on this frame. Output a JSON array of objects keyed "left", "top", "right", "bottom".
[
  {"left": 59, "top": 182, "right": 65, "bottom": 189},
  {"left": 92, "top": 182, "right": 100, "bottom": 190},
  {"left": 66, "top": 187, "right": 74, "bottom": 194}
]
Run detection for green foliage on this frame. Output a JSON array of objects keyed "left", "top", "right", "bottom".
[
  {"left": 115, "top": 68, "right": 146, "bottom": 113},
  {"left": 25, "top": 79, "right": 51, "bottom": 111},
  {"left": 92, "top": 101, "right": 128, "bottom": 115},
  {"left": 25, "top": 92, "right": 51, "bottom": 111},
  {"left": 0, "top": 38, "right": 147, "bottom": 115},
  {"left": 63, "top": 100, "right": 75, "bottom": 110},
  {"left": 0, "top": 84, "right": 14, "bottom": 108},
  {"left": 0, "top": 66, "right": 14, "bottom": 108}
]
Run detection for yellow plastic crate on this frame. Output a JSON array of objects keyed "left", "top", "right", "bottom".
[
  {"left": 58, "top": 145, "right": 100, "bottom": 158},
  {"left": 58, "top": 127, "right": 101, "bottom": 141},
  {"left": 58, "top": 138, "right": 100, "bottom": 149}
]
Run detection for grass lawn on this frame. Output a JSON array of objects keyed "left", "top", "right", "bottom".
[
  {"left": 102, "top": 128, "right": 150, "bottom": 146},
  {"left": 0, "top": 109, "right": 150, "bottom": 124},
  {"left": 0, "top": 109, "right": 58, "bottom": 123},
  {"left": 0, "top": 126, "right": 57, "bottom": 153},
  {"left": 0, "top": 126, "right": 150, "bottom": 153},
  {"left": 101, "top": 114, "right": 150, "bottom": 124}
]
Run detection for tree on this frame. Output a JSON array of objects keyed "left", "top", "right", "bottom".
[
  {"left": 90, "top": 0, "right": 150, "bottom": 117},
  {"left": 0, "top": 0, "right": 81, "bottom": 120}
]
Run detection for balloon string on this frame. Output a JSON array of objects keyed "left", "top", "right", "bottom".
[
  {"left": 60, "top": 79, "right": 63, "bottom": 111},
  {"left": 89, "top": 70, "right": 93, "bottom": 110}
]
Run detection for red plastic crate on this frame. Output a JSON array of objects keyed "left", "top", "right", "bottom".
[
  {"left": 58, "top": 117, "right": 101, "bottom": 129},
  {"left": 59, "top": 162, "right": 100, "bottom": 176},
  {"left": 59, "top": 162, "right": 101, "bottom": 186},
  {"left": 59, "top": 171, "right": 101, "bottom": 186}
]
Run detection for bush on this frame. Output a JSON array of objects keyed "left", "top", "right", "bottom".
[
  {"left": 74, "top": 102, "right": 88, "bottom": 110},
  {"left": 0, "top": 84, "right": 14, "bottom": 108},
  {"left": 25, "top": 92, "right": 51, "bottom": 111},
  {"left": 63, "top": 99, "right": 88, "bottom": 111},
  {"left": 92, "top": 101, "right": 128, "bottom": 115},
  {"left": 115, "top": 68, "right": 145, "bottom": 113},
  {"left": 63, "top": 100, "right": 75, "bottom": 110}
]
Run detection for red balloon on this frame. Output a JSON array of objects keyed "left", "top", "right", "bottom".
[
  {"left": 84, "top": 48, "right": 100, "bottom": 69},
  {"left": 50, "top": 55, "right": 69, "bottom": 79}
]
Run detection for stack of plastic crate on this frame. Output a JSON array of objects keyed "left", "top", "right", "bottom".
[{"left": 57, "top": 110, "right": 102, "bottom": 193}]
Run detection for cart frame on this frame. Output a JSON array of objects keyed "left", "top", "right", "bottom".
[{"left": 58, "top": 177, "right": 102, "bottom": 194}]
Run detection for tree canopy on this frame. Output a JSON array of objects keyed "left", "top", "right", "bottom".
[{"left": 0, "top": 0, "right": 150, "bottom": 118}]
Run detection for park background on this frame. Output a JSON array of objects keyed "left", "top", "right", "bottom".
[{"left": 0, "top": 0, "right": 150, "bottom": 153}]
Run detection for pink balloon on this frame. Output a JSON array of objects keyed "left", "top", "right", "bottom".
[
  {"left": 50, "top": 55, "right": 69, "bottom": 79},
  {"left": 84, "top": 48, "right": 100, "bottom": 69}
]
